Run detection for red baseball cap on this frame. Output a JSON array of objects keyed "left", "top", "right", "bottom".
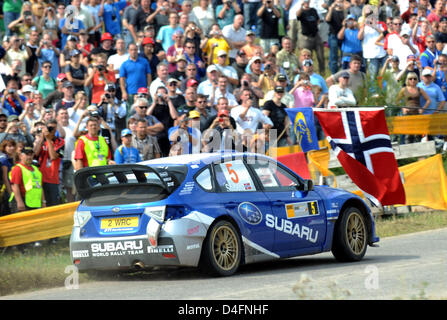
[
  {"left": 186, "top": 79, "right": 199, "bottom": 87},
  {"left": 142, "top": 37, "right": 155, "bottom": 46},
  {"left": 137, "top": 87, "right": 149, "bottom": 94},
  {"left": 25, "top": 99, "right": 34, "bottom": 104},
  {"left": 57, "top": 73, "right": 67, "bottom": 81},
  {"left": 218, "top": 109, "right": 229, "bottom": 117},
  {"left": 101, "top": 32, "right": 113, "bottom": 42}
]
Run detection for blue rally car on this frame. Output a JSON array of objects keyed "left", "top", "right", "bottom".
[{"left": 70, "top": 152, "right": 379, "bottom": 276}]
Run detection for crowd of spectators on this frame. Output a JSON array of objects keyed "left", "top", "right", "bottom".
[{"left": 1, "top": 0, "right": 447, "bottom": 215}]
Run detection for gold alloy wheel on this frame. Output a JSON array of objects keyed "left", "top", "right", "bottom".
[
  {"left": 211, "top": 225, "right": 239, "bottom": 271},
  {"left": 346, "top": 212, "right": 367, "bottom": 255}
]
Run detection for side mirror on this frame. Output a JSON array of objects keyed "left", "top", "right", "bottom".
[{"left": 302, "top": 179, "right": 313, "bottom": 192}]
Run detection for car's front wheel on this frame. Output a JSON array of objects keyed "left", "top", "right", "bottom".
[
  {"left": 332, "top": 207, "right": 369, "bottom": 262},
  {"left": 200, "top": 220, "right": 242, "bottom": 276}
]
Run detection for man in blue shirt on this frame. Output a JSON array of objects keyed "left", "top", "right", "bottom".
[
  {"left": 339, "top": 14, "right": 363, "bottom": 71},
  {"left": 119, "top": 43, "right": 152, "bottom": 109},
  {"left": 114, "top": 128, "right": 142, "bottom": 164},
  {"left": 156, "top": 12, "right": 183, "bottom": 52},
  {"left": 99, "top": 0, "right": 128, "bottom": 36},
  {"left": 0, "top": 79, "right": 25, "bottom": 116},
  {"left": 418, "top": 68, "right": 446, "bottom": 115},
  {"left": 419, "top": 35, "right": 440, "bottom": 69}
]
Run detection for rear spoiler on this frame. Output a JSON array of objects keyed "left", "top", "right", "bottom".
[{"left": 74, "top": 164, "right": 169, "bottom": 200}]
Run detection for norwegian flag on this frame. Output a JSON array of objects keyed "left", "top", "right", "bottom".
[{"left": 314, "top": 108, "right": 406, "bottom": 206}]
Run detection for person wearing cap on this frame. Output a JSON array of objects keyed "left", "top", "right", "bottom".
[
  {"left": 168, "top": 110, "right": 202, "bottom": 155},
  {"left": 379, "top": 55, "right": 403, "bottom": 104},
  {"left": 262, "top": 85, "right": 291, "bottom": 146},
  {"left": 114, "top": 129, "right": 142, "bottom": 164},
  {"left": 120, "top": 43, "right": 152, "bottom": 107},
  {"left": 166, "top": 77, "right": 186, "bottom": 111},
  {"left": 32, "top": 61, "right": 57, "bottom": 99},
  {"left": 276, "top": 36, "right": 300, "bottom": 83},
  {"left": 417, "top": 67, "right": 446, "bottom": 115},
  {"left": 257, "top": 0, "right": 281, "bottom": 54},
  {"left": 90, "top": 32, "right": 117, "bottom": 59},
  {"left": 65, "top": 49, "right": 88, "bottom": 94},
  {"left": 10, "top": 146, "right": 46, "bottom": 212},
  {"left": 139, "top": 36, "right": 160, "bottom": 80},
  {"left": 260, "top": 73, "right": 294, "bottom": 108},
  {"left": 171, "top": 54, "right": 188, "bottom": 81},
  {"left": 240, "top": 29, "right": 264, "bottom": 61},
  {"left": 231, "top": 49, "right": 248, "bottom": 80},
  {"left": 33, "top": 119, "right": 65, "bottom": 207},
  {"left": 327, "top": 71, "right": 356, "bottom": 108},
  {"left": 214, "top": 49, "right": 239, "bottom": 86},
  {"left": 74, "top": 116, "right": 114, "bottom": 170},
  {"left": 156, "top": 12, "right": 183, "bottom": 52},
  {"left": 99, "top": 0, "right": 128, "bottom": 36},
  {"left": 54, "top": 81, "right": 76, "bottom": 112},
  {"left": 197, "top": 65, "right": 219, "bottom": 97}
]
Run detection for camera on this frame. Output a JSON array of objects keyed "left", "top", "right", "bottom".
[
  {"left": 105, "top": 93, "right": 111, "bottom": 99},
  {"left": 242, "top": 80, "right": 249, "bottom": 87},
  {"left": 36, "top": 127, "right": 42, "bottom": 134},
  {"left": 89, "top": 111, "right": 99, "bottom": 117},
  {"left": 8, "top": 89, "right": 15, "bottom": 94},
  {"left": 97, "top": 65, "right": 105, "bottom": 72},
  {"left": 47, "top": 126, "right": 55, "bottom": 132}
]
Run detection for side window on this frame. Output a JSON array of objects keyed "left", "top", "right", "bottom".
[
  {"left": 214, "top": 159, "right": 257, "bottom": 192},
  {"left": 195, "top": 168, "right": 213, "bottom": 191},
  {"left": 250, "top": 159, "right": 299, "bottom": 191}
]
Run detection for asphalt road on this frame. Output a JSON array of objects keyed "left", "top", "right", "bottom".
[{"left": 3, "top": 228, "right": 447, "bottom": 300}]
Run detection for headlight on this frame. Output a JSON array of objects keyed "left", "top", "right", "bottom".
[
  {"left": 144, "top": 206, "right": 166, "bottom": 222},
  {"left": 73, "top": 210, "right": 92, "bottom": 228}
]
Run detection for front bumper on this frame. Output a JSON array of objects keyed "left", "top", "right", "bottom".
[{"left": 70, "top": 214, "right": 209, "bottom": 271}]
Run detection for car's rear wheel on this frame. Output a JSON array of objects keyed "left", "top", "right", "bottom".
[
  {"left": 332, "top": 207, "right": 368, "bottom": 262},
  {"left": 200, "top": 220, "right": 242, "bottom": 276}
]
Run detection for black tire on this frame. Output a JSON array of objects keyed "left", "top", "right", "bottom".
[
  {"left": 332, "top": 207, "right": 369, "bottom": 262},
  {"left": 200, "top": 220, "right": 242, "bottom": 276}
]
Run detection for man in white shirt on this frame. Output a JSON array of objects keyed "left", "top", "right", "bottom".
[
  {"left": 107, "top": 38, "right": 129, "bottom": 82},
  {"left": 222, "top": 14, "right": 247, "bottom": 61},
  {"left": 211, "top": 76, "right": 238, "bottom": 107},
  {"left": 197, "top": 65, "right": 220, "bottom": 97},
  {"left": 214, "top": 50, "right": 239, "bottom": 87},
  {"left": 231, "top": 94, "right": 273, "bottom": 135},
  {"left": 328, "top": 72, "right": 356, "bottom": 108}
]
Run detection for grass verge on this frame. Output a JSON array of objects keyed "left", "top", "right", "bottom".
[{"left": 1, "top": 210, "right": 447, "bottom": 297}]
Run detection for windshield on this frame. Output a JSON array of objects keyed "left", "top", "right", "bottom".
[{"left": 78, "top": 164, "right": 188, "bottom": 206}]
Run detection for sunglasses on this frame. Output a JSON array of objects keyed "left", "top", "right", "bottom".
[
  {"left": 139, "top": 106, "right": 148, "bottom": 109},
  {"left": 408, "top": 78, "right": 418, "bottom": 80}
]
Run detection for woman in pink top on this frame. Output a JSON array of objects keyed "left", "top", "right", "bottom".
[{"left": 289, "top": 73, "right": 314, "bottom": 107}]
